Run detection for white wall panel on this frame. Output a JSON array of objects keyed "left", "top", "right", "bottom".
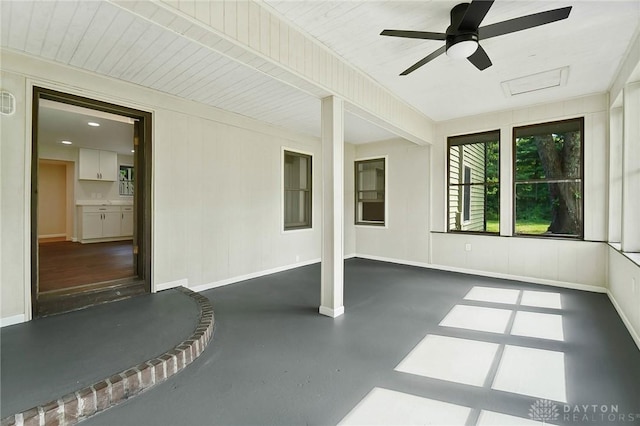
[
  {"left": 431, "top": 233, "right": 607, "bottom": 289},
  {"left": 608, "top": 247, "right": 640, "bottom": 348},
  {"left": 0, "top": 71, "right": 27, "bottom": 319},
  {"left": 354, "top": 140, "right": 430, "bottom": 264},
  {"left": 0, "top": 51, "right": 322, "bottom": 322}
]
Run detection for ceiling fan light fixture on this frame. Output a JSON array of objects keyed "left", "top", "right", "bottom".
[{"left": 446, "top": 32, "right": 479, "bottom": 59}]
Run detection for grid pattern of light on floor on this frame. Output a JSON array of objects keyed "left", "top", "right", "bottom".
[
  {"left": 439, "top": 305, "right": 512, "bottom": 334},
  {"left": 395, "top": 334, "right": 499, "bottom": 386},
  {"left": 339, "top": 285, "right": 566, "bottom": 425},
  {"left": 338, "top": 387, "right": 471, "bottom": 426}
]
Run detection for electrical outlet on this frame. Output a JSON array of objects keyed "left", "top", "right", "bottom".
[
  {"left": 465, "top": 243, "right": 472, "bottom": 252},
  {"left": 632, "top": 278, "right": 637, "bottom": 294},
  {"left": 296, "top": 255, "right": 300, "bottom": 262}
]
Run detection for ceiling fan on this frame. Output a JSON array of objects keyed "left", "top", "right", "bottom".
[{"left": 380, "top": 0, "right": 572, "bottom": 75}]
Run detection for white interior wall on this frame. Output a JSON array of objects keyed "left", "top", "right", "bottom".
[
  {"left": 353, "top": 139, "right": 430, "bottom": 264},
  {"left": 1, "top": 69, "right": 27, "bottom": 322},
  {"left": 0, "top": 53, "right": 324, "bottom": 322},
  {"left": 425, "top": 94, "right": 609, "bottom": 289},
  {"left": 344, "top": 143, "right": 356, "bottom": 257},
  {"left": 608, "top": 247, "right": 640, "bottom": 348}
]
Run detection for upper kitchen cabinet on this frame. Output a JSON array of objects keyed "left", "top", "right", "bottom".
[{"left": 78, "top": 148, "right": 117, "bottom": 181}]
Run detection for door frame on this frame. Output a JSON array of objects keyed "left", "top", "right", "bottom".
[{"left": 31, "top": 87, "right": 152, "bottom": 317}]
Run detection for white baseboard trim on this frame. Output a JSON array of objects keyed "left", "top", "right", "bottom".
[
  {"left": 319, "top": 305, "right": 345, "bottom": 318},
  {"left": 607, "top": 290, "right": 640, "bottom": 351},
  {"left": 344, "top": 253, "right": 357, "bottom": 260},
  {"left": 354, "top": 253, "right": 608, "bottom": 294},
  {"left": 1, "top": 314, "right": 25, "bottom": 328},
  {"left": 72, "top": 237, "right": 78, "bottom": 242},
  {"left": 38, "top": 233, "right": 65, "bottom": 239},
  {"left": 155, "top": 278, "right": 188, "bottom": 292},
  {"left": 191, "top": 258, "right": 321, "bottom": 293}
]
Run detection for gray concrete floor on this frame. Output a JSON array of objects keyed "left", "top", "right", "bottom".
[
  {"left": 81, "top": 259, "right": 640, "bottom": 426},
  {"left": 0, "top": 288, "right": 199, "bottom": 416},
  {"left": 3, "top": 259, "right": 639, "bottom": 425}
]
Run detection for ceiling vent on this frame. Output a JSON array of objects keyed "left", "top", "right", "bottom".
[
  {"left": 501, "top": 67, "right": 569, "bottom": 97},
  {"left": 0, "top": 91, "right": 16, "bottom": 115}
]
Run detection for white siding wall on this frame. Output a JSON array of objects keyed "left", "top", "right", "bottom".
[
  {"left": 0, "top": 53, "right": 323, "bottom": 321},
  {"left": 353, "top": 139, "right": 430, "bottom": 264}
]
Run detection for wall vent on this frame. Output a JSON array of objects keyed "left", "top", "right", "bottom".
[{"left": 0, "top": 91, "right": 16, "bottom": 115}]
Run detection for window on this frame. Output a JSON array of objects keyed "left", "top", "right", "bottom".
[
  {"left": 513, "top": 118, "right": 583, "bottom": 238},
  {"left": 447, "top": 131, "right": 500, "bottom": 233},
  {"left": 283, "top": 150, "right": 312, "bottom": 230},
  {"left": 355, "top": 158, "right": 386, "bottom": 226}
]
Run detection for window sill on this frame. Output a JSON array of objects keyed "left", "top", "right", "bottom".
[
  {"left": 432, "top": 231, "right": 601, "bottom": 243},
  {"left": 283, "top": 227, "right": 314, "bottom": 234},
  {"left": 608, "top": 243, "right": 640, "bottom": 267},
  {"left": 355, "top": 224, "right": 387, "bottom": 229}
]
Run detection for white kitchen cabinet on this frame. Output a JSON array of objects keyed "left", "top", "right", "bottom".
[
  {"left": 82, "top": 212, "right": 104, "bottom": 239},
  {"left": 121, "top": 206, "right": 134, "bottom": 236},
  {"left": 79, "top": 149, "right": 117, "bottom": 181},
  {"left": 79, "top": 205, "right": 133, "bottom": 242}
]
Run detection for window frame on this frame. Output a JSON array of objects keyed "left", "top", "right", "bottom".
[
  {"left": 512, "top": 117, "right": 585, "bottom": 239},
  {"left": 354, "top": 156, "right": 388, "bottom": 227},
  {"left": 446, "top": 130, "right": 501, "bottom": 234},
  {"left": 282, "top": 148, "right": 313, "bottom": 232}
]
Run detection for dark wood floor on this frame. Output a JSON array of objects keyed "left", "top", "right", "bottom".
[{"left": 39, "top": 240, "right": 135, "bottom": 292}]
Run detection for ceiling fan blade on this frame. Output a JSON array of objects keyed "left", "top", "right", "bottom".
[
  {"left": 457, "top": 0, "right": 495, "bottom": 31},
  {"left": 400, "top": 45, "right": 446, "bottom": 75},
  {"left": 380, "top": 29, "right": 446, "bottom": 40},
  {"left": 467, "top": 45, "right": 492, "bottom": 70},
  {"left": 479, "top": 6, "right": 572, "bottom": 40}
]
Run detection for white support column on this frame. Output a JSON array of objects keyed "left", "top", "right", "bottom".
[
  {"left": 621, "top": 81, "right": 640, "bottom": 252},
  {"left": 320, "top": 96, "right": 345, "bottom": 318}
]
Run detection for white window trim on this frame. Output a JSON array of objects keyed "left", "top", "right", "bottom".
[
  {"left": 354, "top": 155, "right": 389, "bottom": 229},
  {"left": 281, "top": 146, "right": 314, "bottom": 234}
]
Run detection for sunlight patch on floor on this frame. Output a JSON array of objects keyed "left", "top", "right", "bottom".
[
  {"left": 439, "top": 305, "right": 513, "bottom": 334},
  {"left": 477, "top": 410, "right": 553, "bottom": 425},
  {"left": 338, "top": 387, "right": 471, "bottom": 426},
  {"left": 511, "top": 311, "right": 564, "bottom": 341},
  {"left": 464, "top": 286, "right": 520, "bottom": 304},
  {"left": 395, "top": 334, "right": 499, "bottom": 386},
  {"left": 492, "top": 345, "right": 567, "bottom": 402},
  {"left": 521, "top": 291, "right": 562, "bottom": 309}
]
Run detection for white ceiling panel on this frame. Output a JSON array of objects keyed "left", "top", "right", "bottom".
[
  {"left": 1, "top": 1, "right": 336, "bottom": 141},
  {"left": 265, "top": 0, "right": 640, "bottom": 121},
  {"left": 4, "top": 0, "right": 637, "bottom": 143}
]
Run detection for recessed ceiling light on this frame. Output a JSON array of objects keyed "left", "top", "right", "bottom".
[
  {"left": 87, "top": 122, "right": 100, "bottom": 127},
  {"left": 131, "top": 149, "right": 135, "bottom": 153},
  {"left": 61, "top": 140, "right": 72, "bottom": 145}
]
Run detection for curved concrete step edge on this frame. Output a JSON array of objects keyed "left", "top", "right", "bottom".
[{"left": 1, "top": 287, "right": 214, "bottom": 426}]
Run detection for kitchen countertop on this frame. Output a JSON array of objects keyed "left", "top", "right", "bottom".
[{"left": 76, "top": 200, "right": 133, "bottom": 206}]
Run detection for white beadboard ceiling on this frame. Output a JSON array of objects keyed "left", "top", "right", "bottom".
[
  {"left": 2, "top": 0, "right": 639, "bottom": 143},
  {"left": 0, "top": 0, "right": 395, "bottom": 144},
  {"left": 265, "top": 0, "right": 640, "bottom": 121}
]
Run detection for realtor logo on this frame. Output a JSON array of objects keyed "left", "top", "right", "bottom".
[{"left": 529, "top": 399, "right": 560, "bottom": 422}]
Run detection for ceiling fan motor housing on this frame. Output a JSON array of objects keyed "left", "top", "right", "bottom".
[{"left": 446, "top": 3, "right": 479, "bottom": 54}]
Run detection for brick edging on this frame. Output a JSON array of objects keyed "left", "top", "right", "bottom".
[{"left": 1, "top": 287, "right": 214, "bottom": 426}]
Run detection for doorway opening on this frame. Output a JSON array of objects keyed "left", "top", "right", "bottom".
[{"left": 31, "top": 87, "right": 152, "bottom": 317}]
